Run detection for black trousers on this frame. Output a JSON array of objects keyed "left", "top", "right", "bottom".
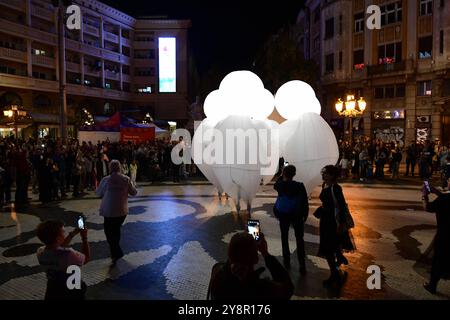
[
  {"left": 279, "top": 215, "right": 305, "bottom": 265},
  {"left": 104, "top": 216, "right": 127, "bottom": 260},
  {"left": 405, "top": 158, "right": 416, "bottom": 175}
]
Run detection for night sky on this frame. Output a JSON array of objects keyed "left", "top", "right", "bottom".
[{"left": 101, "top": 0, "right": 305, "bottom": 74}]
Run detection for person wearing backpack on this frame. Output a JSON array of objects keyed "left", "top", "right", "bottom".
[{"left": 273, "top": 165, "right": 309, "bottom": 274}]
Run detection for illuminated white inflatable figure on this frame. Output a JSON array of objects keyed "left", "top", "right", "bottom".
[
  {"left": 193, "top": 71, "right": 277, "bottom": 213},
  {"left": 275, "top": 80, "right": 339, "bottom": 195}
]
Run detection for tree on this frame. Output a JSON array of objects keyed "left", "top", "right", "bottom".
[{"left": 253, "top": 25, "right": 319, "bottom": 94}]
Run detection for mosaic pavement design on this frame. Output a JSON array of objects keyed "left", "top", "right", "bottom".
[{"left": 0, "top": 181, "right": 449, "bottom": 300}]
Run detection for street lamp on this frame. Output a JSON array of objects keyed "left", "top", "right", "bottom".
[
  {"left": 3, "top": 105, "right": 27, "bottom": 139},
  {"left": 51, "top": 0, "right": 70, "bottom": 142},
  {"left": 335, "top": 94, "right": 366, "bottom": 146}
]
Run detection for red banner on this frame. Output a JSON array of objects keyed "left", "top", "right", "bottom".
[{"left": 120, "top": 127, "right": 155, "bottom": 143}]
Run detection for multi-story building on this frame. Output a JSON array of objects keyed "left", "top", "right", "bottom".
[
  {"left": 0, "top": 0, "right": 190, "bottom": 138},
  {"left": 297, "top": 0, "right": 450, "bottom": 147}
]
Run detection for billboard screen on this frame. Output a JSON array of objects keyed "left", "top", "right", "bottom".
[{"left": 158, "top": 37, "right": 176, "bottom": 93}]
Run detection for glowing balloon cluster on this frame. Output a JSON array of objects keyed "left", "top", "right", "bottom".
[
  {"left": 275, "top": 80, "right": 339, "bottom": 194},
  {"left": 193, "top": 72, "right": 339, "bottom": 212}
]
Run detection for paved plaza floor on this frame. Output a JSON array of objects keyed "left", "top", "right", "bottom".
[{"left": 0, "top": 178, "right": 449, "bottom": 300}]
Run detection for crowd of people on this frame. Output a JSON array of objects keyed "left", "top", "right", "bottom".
[
  {"left": 337, "top": 136, "right": 450, "bottom": 188},
  {"left": 0, "top": 136, "right": 191, "bottom": 208}
]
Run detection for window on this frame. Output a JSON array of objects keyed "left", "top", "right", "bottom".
[
  {"left": 440, "top": 0, "right": 444, "bottom": 8},
  {"left": 378, "top": 42, "right": 402, "bottom": 64},
  {"left": 325, "top": 18, "right": 334, "bottom": 39},
  {"left": 385, "top": 86, "right": 395, "bottom": 98},
  {"left": 32, "top": 49, "right": 47, "bottom": 56},
  {"left": 420, "top": 0, "right": 433, "bottom": 16},
  {"left": 354, "top": 12, "right": 364, "bottom": 33},
  {"left": 418, "top": 80, "right": 432, "bottom": 96},
  {"left": 313, "top": 35, "right": 320, "bottom": 51},
  {"left": 353, "top": 49, "right": 364, "bottom": 68},
  {"left": 134, "top": 49, "right": 155, "bottom": 59},
  {"left": 380, "top": 1, "right": 402, "bottom": 26},
  {"left": 339, "top": 15, "right": 342, "bottom": 35},
  {"left": 375, "top": 87, "right": 384, "bottom": 99},
  {"left": 137, "top": 86, "right": 153, "bottom": 93},
  {"left": 418, "top": 36, "right": 433, "bottom": 59},
  {"left": 440, "top": 30, "right": 444, "bottom": 54},
  {"left": 339, "top": 51, "right": 343, "bottom": 70},
  {"left": 325, "top": 53, "right": 334, "bottom": 73},
  {"left": 374, "top": 85, "right": 405, "bottom": 99},
  {"left": 313, "top": 6, "right": 320, "bottom": 23},
  {"left": 396, "top": 85, "right": 405, "bottom": 97}
]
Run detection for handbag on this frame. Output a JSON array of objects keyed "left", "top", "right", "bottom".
[
  {"left": 313, "top": 207, "right": 324, "bottom": 219},
  {"left": 331, "top": 185, "right": 355, "bottom": 230}
]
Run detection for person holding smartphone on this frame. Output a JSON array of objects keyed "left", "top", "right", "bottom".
[
  {"left": 207, "top": 232, "right": 294, "bottom": 300},
  {"left": 421, "top": 181, "right": 450, "bottom": 294},
  {"left": 36, "top": 220, "right": 91, "bottom": 300}
]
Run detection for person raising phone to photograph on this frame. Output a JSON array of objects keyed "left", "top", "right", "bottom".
[
  {"left": 207, "top": 232, "right": 294, "bottom": 300},
  {"left": 36, "top": 219, "right": 91, "bottom": 300},
  {"left": 421, "top": 180, "right": 450, "bottom": 294}
]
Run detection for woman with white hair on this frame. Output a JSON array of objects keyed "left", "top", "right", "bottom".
[{"left": 96, "top": 159, "right": 137, "bottom": 264}]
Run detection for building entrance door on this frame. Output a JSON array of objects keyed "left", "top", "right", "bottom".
[{"left": 442, "top": 115, "right": 450, "bottom": 147}]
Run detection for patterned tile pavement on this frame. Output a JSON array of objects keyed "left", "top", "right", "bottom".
[{"left": 0, "top": 180, "right": 449, "bottom": 300}]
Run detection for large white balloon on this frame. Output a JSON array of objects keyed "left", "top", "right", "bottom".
[
  {"left": 275, "top": 80, "right": 320, "bottom": 120},
  {"left": 261, "top": 119, "right": 280, "bottom": 185},
  {"left": 212, "top": 115, "right": 269, "bottom": 207},
  {"left": 283, "top": 113, "right": 339, "bottom": 195},
  {"left": 192, "top": 118, "right": 224, "bottom": 193},
  {"left": 203, "top": 90, "right": 226, "bottom": 122},
  {"left": 278, "top": 119, "right": 299, "bottom": 158}
]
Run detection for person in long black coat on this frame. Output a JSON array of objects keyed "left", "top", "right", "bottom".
[
  {"left": 38, "top": 157, "right": 53, "bottom": 204},
  {"left": 316, "top": 165, "right": 355, "bottom": 287},
  {"left": 422, "top": 183, "right": 450, "bottom": 294}
]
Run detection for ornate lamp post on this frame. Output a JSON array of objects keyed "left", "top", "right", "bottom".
[
  {"left": 335, "top": 94, "right": 367, "bottom": 147},
  {"left": 3, "top": 105, "right": 27, "bottom": 139}
]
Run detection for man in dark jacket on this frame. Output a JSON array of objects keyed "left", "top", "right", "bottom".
[
  {"left": 208, "top": 232, "right": 294, "bottom": 300},
  {"left": 273, "top": 165, "right": 309, "bottom": 274}
]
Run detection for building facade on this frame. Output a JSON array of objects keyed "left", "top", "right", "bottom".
[
  {"left": 0, "top": 0, "right": 190, "bottom": 138},
  {"left": 297, "top": 0, "right": 450, "bottom": 147}
]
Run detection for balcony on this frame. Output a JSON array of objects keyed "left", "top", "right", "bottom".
[
  {"left": 105, "top": 70, "right": 119, "bottom": 80},
  {"left": 31, "top": 5, "right": 54, "bottom": 22},
  {"left": 84, "top": 67, "right": 100, "bottom": 77},
  {"left": 122, "top": 73, "right": 131, "bottom": 82},
  {"left": 32, "top": 54, "right": 56, "bottom": 68},
  {"left": 66, "top": 83, "right": 131, "bottom": 101},
  {"left": 0, "top": 18, "right": 57, "bottom": 45},
  {"left": 0, "top": 47, "right": 27, "bottom": 62},
  {"left": 66, "top": 61, "right": 81, "bottom": 73},
  {"left": 83, "top": 24, "right": 99, "bottom": 37},
  {"left": 104, "top": 31, "right": 118, "bottom": 43},
  {"left": 65, "top": 38, "right": 131, "bottom": 65},
  {"left": 0, "top": 0, "right": 25, "bottom": 11},
  {"left": 121, "top": 37, "right": 131, "bottom": 47},
  {"left": 367, "top": 61, "right": 406, "bottom": 76},
  {"left": 0, "top": 73, "right": 58, "bottom": 92}
]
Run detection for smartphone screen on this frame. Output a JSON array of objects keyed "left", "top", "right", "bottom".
[
  {"left": 77, "top": 216, "right": 85, "bottom": 230},
  {"left": 247, "top": 219, "right": 260, "bottom": 241}
]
